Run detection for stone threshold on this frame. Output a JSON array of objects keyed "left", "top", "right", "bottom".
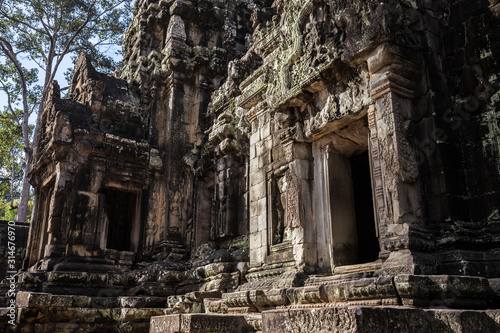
[{"left": 333, "top": 260, "right": 382, "bottom": 275}]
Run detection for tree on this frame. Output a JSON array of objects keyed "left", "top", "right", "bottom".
[
  {"left": 0, "top": 107, "right": 29, "bottom": 216},
  {"left": 0, "top": 0, "right": 132, "bottom": 222},
  {"left": 0, "top": 56, "right": 39, "bottom": 222}
]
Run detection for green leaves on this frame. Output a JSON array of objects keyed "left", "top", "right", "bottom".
[
  {"left": 0, "top": 107, "right": 28, "bottom": 211},
  {"left": 0, "top": 0, "right": 132, "bottom": 78},
  {"left": 0, "top": 0, "right": 132, "bottom": 221}
]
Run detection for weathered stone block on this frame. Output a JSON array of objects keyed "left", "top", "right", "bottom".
[
  {"left": 255, "top": 141, "right": 265, "bottom": 157},
  {"left": 262, "top": 307, "right": 500, "bottom": 333},
  {"left": 249, "top": 157, "right": 259, "bottom": 173},
  {"left": 258, "top": 152, "right": 272, "bottom": 168},
  {"left": 249, "top": 183, "right": 266, "bottom": 201},
  {"left": 249, "top": 289, "right": 288, "bottom": 310},
  {"left": 16, "top": 292, "right": 52, "bottom": 308},
  {"left": 250, "top": 232, "right": 262, "bottom": 249},
  {"left": 72, "top": 295, "right": 92, "bottom": 307},
  {"left": 260, "top": 122, "right": 271, "bottom": 139},
  {"left": 249, "top": 216, "right": 258, "bottom": 234},
  {"left": 250, "top": 131, "right": 260, "bottom": 145},
  {"left": 289, "top": 160, "right": 312, "bottom": 181},
  {"left": 50, "top": 295, "right": 73, "bottom": 307},
  {"left": 120, "top": 308, "right": 169, "bottom": 322},
  {"left": 204, "top": 298, "right": 228, "bottom": 314},
  {"left": 118, "top": 296, "right": 167, "bottom": 308},
  {"left": 249, "top": 170, "right": 265, "bottom": 187},
  {"left": 257, "top": 214, "right": 267, "bottom": 232},
  {"left": 150, "top": 314, "right": 256, "bottom": 333},
  {"left": 286, "top": 286, "right": 327, "bottom": 305},
  {"left": 394, "top": 275, "right": 492, "bottom": 308},
  {"left": 185, "top": 291, "right": 222, "bottom": 303},
  {"left": 203, "top": 263, "right": 236, "bottom": 277},
  {"left": 250, "top": 248, "right": 263, "bottom": 266}
]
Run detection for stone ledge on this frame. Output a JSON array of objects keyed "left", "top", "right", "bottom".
[{"left": 262, "top": 306, "right": 500, "bottom": 333}]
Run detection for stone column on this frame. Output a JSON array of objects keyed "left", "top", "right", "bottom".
[{"left": 312, "top": 141, "right": 333, "bottom": 273}]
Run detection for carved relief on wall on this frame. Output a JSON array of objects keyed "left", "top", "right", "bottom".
[
  {"left": 261, "top": 0, "right": 316, "bottom": 109},
  {"left": 270, "top": 171, "right": 292, "bottom": 246},
  {"left": 211, "top": 156, "right": 239, "bottom": 240},
  {"left": 169, "top": 191, "right": 183, "bottom": 234},
  {"left": 144, "top": 219, "right": 158, "bottom": 253},
  {"left": 375, "top": 91, "right": 421, "bottom": 226},
  {"left": 285, "top": 170, "right": 301, "bottom": 231},
  {"left": 166, "top": 15, "right": 187, "bottom": 44},
  {"left": 367, "top": 104, "right": 385, "bottom": 239},
  {"left": 214, "top": 179, "right": 228, "bottom": 239}
]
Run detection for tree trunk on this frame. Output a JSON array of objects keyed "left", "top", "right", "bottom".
[
  {"left": 16, "top": 148, "right": 33, "bottom": 223},
  {"left": 16, "top": 167, "right": 31, "bottom": 222},
  {"left": 10, "top": 157, "right": 15, "bottom": 208}
]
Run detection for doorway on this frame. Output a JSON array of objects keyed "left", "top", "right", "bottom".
[{"left": 102, "top": 189, "right": 138, "bottom": 251}]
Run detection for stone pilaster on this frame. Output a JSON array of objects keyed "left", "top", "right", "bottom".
[
  {"left": 368, "top": 43, "right": 436, "bottom": 275},
  {"left": 280, "top": 131, "right": 315, "bottom": 270},
  {"left": 247, "top": 106, "right": 270, "bottom": 267}
]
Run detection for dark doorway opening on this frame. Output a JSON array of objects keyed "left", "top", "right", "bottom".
[
  {"left": 350, "top": 151, "right": 379, "bottom": 263},
  {"left": 103, "top": 189, "right": 137, "bottom": 251}
]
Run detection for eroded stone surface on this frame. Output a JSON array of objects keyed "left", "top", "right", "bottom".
[
  {"left": 150, "top": 314, "right": 255, "bottom": 333},
  {"left": 262, "top": 306, "right": 500, "bottom": 333},
  {"left": 2, "top": 0, "right": 499, "bottom": 332}
]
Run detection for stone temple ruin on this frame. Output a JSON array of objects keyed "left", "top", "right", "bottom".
[{"left": 2, "top": 0, "right": 500, "bottom": 332}]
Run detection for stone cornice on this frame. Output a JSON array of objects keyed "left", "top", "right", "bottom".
[{"left": 370, "top": 71, "right": 416, "bottom": 100}]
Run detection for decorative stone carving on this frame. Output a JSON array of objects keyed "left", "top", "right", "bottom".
[
  {"left": 169, "top": 192, "right": 182, "bottom": 232},
  {"left": 368, "top": 46, "right": 423, "bottom": 231},
  {"left": 145, "top": 220, "right": 158, "bottom": 253},
  {"left": 166, "top": 15, "right": 186, "bottom": 44}
]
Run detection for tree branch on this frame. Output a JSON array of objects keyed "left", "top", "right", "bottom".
[
  {"left": 0, "top": 8, "right": 46, "bottom": 35},
  {"left": 49, "top": 0, "right": 99, "bottom": 84},
  {"left": 0, "top": 80, "right": 16, "bottom": 117},
  {"left": 0, "top": 39, "right": 32, "bottom": 151}
]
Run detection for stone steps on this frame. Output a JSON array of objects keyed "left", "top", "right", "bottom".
[
  {"left": 0, "top": 291, "right": 180, "bottom": 332},
  {"left": 0, "top": 305, "right": 174, "bottom": 333}
]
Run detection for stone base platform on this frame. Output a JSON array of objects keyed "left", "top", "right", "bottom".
[
  {"left": 150, "top": 314, "right": 258, "bottom": 333},
  {"left": 0, "top": 291, "right": 176, "bottom": 333},
  {"left": 261, "top": 306, "right": 500, "bottom": 333}
]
